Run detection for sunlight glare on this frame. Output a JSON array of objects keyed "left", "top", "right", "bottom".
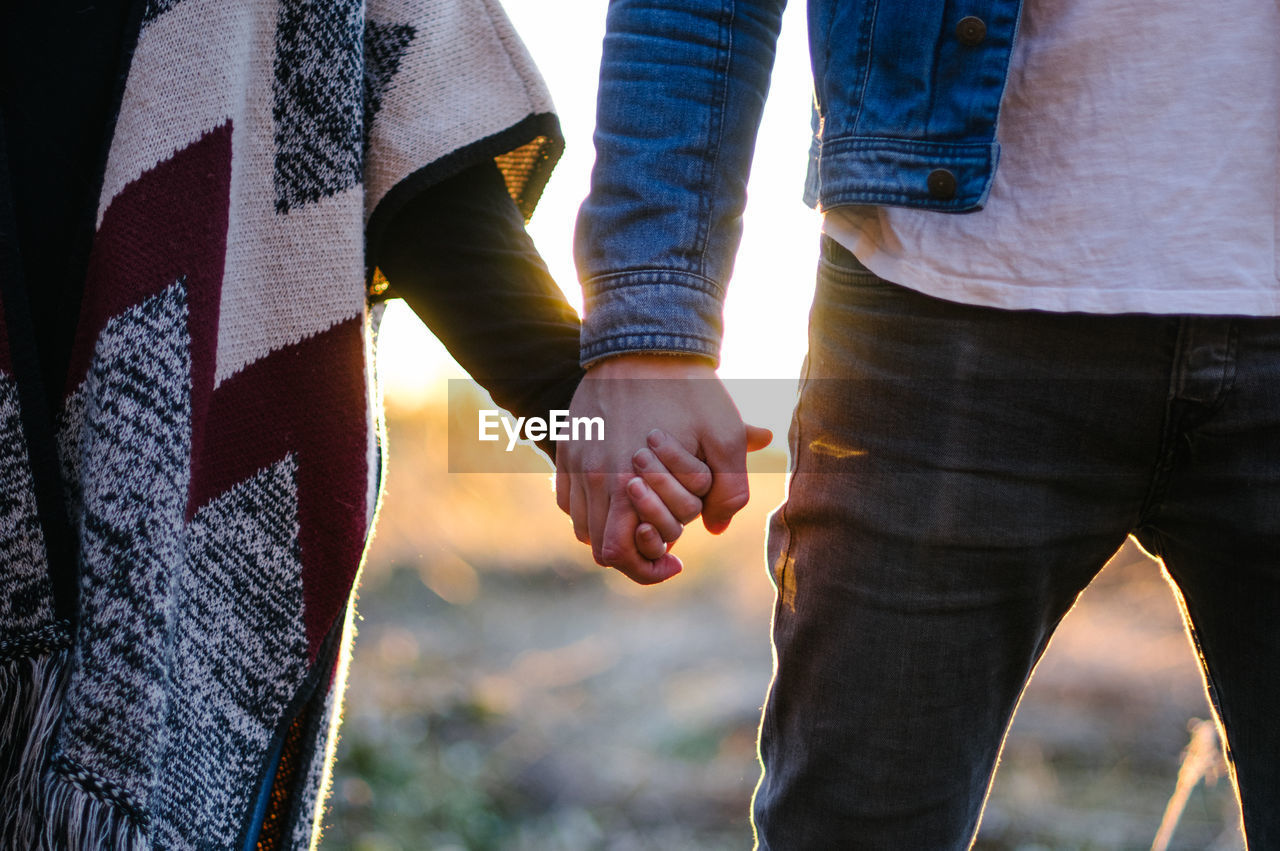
[{"left": 378, "top": 1, "right": 820, "bottom": 423}]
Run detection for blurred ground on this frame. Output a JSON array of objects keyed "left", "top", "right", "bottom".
[{"left": 320, "top": 394, "right": 1244, "bottom": 851}]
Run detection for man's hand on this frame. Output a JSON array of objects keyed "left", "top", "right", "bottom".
[{"left": 554, "top": 353, "right": 770, "bottom": 584}]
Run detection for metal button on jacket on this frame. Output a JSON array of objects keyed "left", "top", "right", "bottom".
[
  {"left": 927, "top": 169, "right": 957, "bottom": 200},
  {"left": 956, "top": 16, "right": 987, "bottom": 46}
]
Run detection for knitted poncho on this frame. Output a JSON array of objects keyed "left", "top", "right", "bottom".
[{"left": 0, "top": 0, "right": 560, "bottom": 847}]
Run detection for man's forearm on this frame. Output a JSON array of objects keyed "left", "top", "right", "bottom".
[{"left": 575, "top": 0, "right": 787, "bottom": 366}]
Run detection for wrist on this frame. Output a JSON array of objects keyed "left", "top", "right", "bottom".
[{"left": 584, "top": 351, "right": 718, "bottom": 379}]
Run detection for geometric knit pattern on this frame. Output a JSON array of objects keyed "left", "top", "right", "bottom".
[
  {"left": 150, "top": 457, "right": 308, "bottom": 848},
  {"left": 358, "top": 0, "right": 561, "bottom": 219},
  {"left": 0, "top": 373, "right": 55, "bottom": 646},
  {"left": 273, "top": 0, "right": 366, "bottom": 213},
  {"left": 55, "top": 283, "right": 310, "bottom": 848},
  {"left": 142, "top": 0, "right": 186, "bottom": 26},
  {"left": 362, "top": 20, "right": 418, "bottom": 155},
  {"left": 0, "top": 0, "right": 562, "bottom": 846},
  {"left": 56, "top": 283, "right": 195, "bottom": 821}
]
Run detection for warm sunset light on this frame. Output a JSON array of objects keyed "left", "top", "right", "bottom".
[
  {"left": 376, "top": 1, "right": 819, "bottom": 428},
  {"left": 338, "top": 4, "right": 1243, "bottom": 849},
  {"left": 10, "top": 1, "right": 1255, "bottom": 848}
]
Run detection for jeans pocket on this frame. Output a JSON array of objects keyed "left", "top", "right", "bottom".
[
  {"left": 819, "top": 233, "right": 872, "bottom": 270},
  {"left": 817, "top": 234, "right": 905, "bottom": 303}
]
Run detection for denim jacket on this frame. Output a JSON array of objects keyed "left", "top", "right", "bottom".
[{"left": 575, "top": 0, "right": 1024, "bottom": 365}]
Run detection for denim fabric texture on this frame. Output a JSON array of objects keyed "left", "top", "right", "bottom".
[
  {"left": 576, "top": 0, "right": 1023, "bottom": 364},
  {"left": 751, "top": 238, "right": 1280, "bottom": 848}
]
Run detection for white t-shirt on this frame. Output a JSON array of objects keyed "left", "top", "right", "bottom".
[{"left": 823, "top": 0, "right": 1280, "bottom": 315}]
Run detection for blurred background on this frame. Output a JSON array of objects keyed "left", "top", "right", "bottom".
[
  {"left": 321, "top": 393, "right": 1243, "bottom": 851},
  {"left": 321, "top": 2, "right": 1245, "bottom": 849}
]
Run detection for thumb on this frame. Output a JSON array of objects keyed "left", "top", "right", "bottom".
[
  {"left": 700, "top": 437, "right": 751, "bottom": 536},
  {"left": 745, "top": 424, "right": 773, "bottom": 453}
]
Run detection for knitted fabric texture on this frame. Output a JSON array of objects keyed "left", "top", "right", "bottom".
[{"left": 0, "top": 0, "right": 560, "bottom": 847}]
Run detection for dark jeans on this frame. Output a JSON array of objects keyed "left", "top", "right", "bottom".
[{"left": 752, "top": 237, "right": 1280, "bottom": 849}]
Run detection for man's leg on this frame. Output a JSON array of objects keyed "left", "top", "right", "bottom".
[
  {"left": 1134, "top": 316, "right": 1280, "bottom": 849},
  {"left": 752, "top": 239, "right": 1174, "bottom": 849}
]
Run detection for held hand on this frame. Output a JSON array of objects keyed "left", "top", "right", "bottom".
[
  {"left": 627, "top": 426, "right": 771, "bottom": 560},
  {"left": 554, "top": 354, "right": 768, "bottom": 584},
  {"left": 627, "top": 428, "right": 713, "bottom": 560}
]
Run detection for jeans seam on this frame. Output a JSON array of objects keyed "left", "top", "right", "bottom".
[
  {"left": 778, "top": 299, "right": 818, "bottom": 599},
  {"left": 1151, "top": 540, "right": 1247, "bottom": 835},
  {"left": 776, "top": 377, "right": 810, "bottom": 607},
  {"left": 1138, "top": 320, "right": 1188, "bottom": 523},
  {"left": 753, "top": 297, "right": 817, "bottom": 847},
  {"left": 1138, "top": 399, "right": 1181, "bottom": 524}
]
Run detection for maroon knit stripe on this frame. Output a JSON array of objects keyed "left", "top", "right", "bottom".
[
  {"left": 72, "top": 119, "right": 368, "bottom": 660},
  {"left": 189, "top": 316, "right": 368, "bottom": 660},
  {"left": 70, "top": 122, "right": 231, "bottom": 414}
]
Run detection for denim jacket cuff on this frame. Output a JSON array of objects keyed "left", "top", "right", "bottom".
[{"left": 579, "top": 270, "right": 725, "bottom": 367}]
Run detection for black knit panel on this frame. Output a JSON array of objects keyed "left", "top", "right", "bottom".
[
  {"left": 142, "top": 0, "right": 186, "bottom": 26},
  {"left": 272, "top": 0, "right": 366, "bottom": 213},
  {"left": 363, "top": 20, "right": 417, "bottom": 153}
]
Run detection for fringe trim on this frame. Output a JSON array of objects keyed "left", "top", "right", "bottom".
[
  {"left": 0, "top": 620, "right": 70, "bottom": 661},
  {"left": 39, "top": 760, "right": 148, "bottom": 850},
  {"left": 0, "top": 637, "right": 71, "bottom": 847},
  {"left": 0, "top": 639, "right": 148, "bottom": 850}
]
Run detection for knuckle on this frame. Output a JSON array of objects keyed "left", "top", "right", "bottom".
[
  {"left": 651, "top": 436, "right": 681, "bottom": 458},
  {"left": 710, "top": 485, "right": 749, "bottom": 518},
  {"left": 675, "top": 502, "right": 702, "bottom": 524},
  {"left": 705, "top": 433, "right": 746, "bottom": 464},
  {"left": 631, "top": 447, "right": 656, "bottom": 471},
  {"left": 599, "top": 543, "right": 626, "bottom": 565},
  {"left": 631, "top": 488, "right": 657, "bottom": 512},
  {"left": 687, "top": 469, "right": 713, "bottom": 496},
  {"left": 638, "top": 468, "right": 671, "bottom": 493}
]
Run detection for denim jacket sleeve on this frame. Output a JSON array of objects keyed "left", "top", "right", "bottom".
[{"left": 574, "top": 0, "right": 787, "bottom": 366}]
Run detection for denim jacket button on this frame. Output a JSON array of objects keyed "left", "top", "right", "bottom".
[
  {"left": 927, "top": 169, "right": 958, "bottom": 200},
  {"left": 956, "top": 16, "right": 987, "bottom": 46}
]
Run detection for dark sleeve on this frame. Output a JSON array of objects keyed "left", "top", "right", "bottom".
[
  {"left": 3, "top": 0, "right": 137, "bottom": 385},
  {"left": 369, "top": 159, "right": 584, "bottom": 456}
]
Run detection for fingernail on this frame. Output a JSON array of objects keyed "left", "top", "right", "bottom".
[
  {"left": 647, "top": 429, "right": 663, "bottom": 448},
  {"left": 632, "top": 448, "right": 650, "bottom": 468},
  {"left": 627, "top": 477, "right": 645, "bottom": 497}
]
